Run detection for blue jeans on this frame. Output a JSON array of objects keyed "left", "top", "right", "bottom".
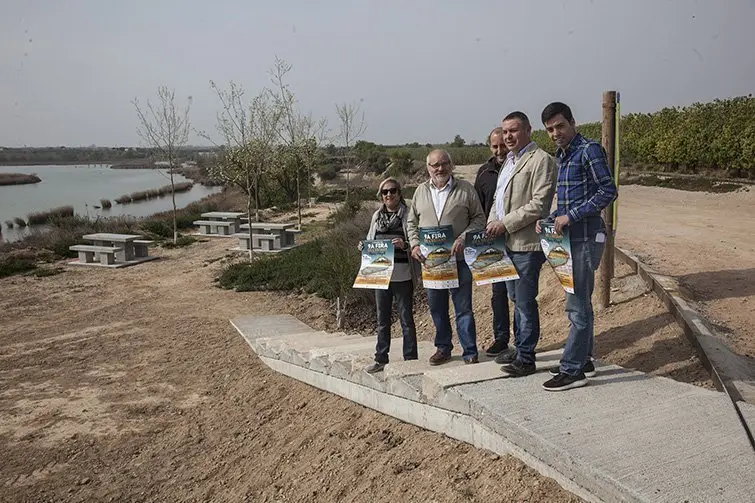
[
  {"left": 492, "top": 281, "right": 513, "bottom": 346},
  {"left": 375, "top": 280, "right": 418, "bottom": 363},
  {"left": 560, "top": 234, "right": 605, "bottom": 376},
  {"left": 426, "top": 261, "right": 478, "bottom": 360},
  {"left": 506, "top": 250, "right": 546, "bottom": 365}
]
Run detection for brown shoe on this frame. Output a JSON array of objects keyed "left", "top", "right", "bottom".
[
  {"left": 429, "top": 350, "right": 452, "bottom": 366},
  {"left": 464, "top": 355, "right": 479, "bottom": 364}
]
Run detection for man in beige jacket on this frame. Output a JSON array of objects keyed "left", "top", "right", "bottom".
[
  {"left": 407, "top": 149, "right": 486, "bottom": 365},
  {"left": 485, "top": 111, "right": 556, "bottom": 377}
]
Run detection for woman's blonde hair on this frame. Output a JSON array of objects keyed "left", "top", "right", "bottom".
[{"left": 376, "top": 177, "right": 406, "bottom": 205}]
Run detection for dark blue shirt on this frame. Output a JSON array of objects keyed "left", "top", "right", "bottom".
[{"left": 548, "top": 133, "right": 618, "bottom": 239}]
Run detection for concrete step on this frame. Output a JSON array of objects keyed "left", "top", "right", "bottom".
[{"left": 233, "top": 314, "right": 755, "bottom": 503}]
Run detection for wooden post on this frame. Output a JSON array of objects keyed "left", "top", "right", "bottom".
[{"left": 598, "top": 91, "right": 617, "bottom": 309}]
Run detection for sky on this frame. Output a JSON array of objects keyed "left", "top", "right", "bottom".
[{"left": 1, "top": 0, "right": 754, "bottom": 147}]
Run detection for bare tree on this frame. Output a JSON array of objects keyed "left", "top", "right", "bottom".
[
  {"left": 269, "top": 57, "right": 327, "bottom": 229},
  {"left": 335, "top": 101, "right": 367, "bottom": 202},
  {"left": 133, "top": 86, "right": 192, "bottom": 244},
  {"left": 202, "top": 81, "right": 280, "bottom": 260}
]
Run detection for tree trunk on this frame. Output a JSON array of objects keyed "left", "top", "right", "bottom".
[
  {"left": 297, "top": 168, "right": 302, "bottom": 229},
  {"left": 169, "top": 163, "right": 178, "bottom": 245},
  {"left": 255, "top": 173, "right": 261, "bottom": 222}
]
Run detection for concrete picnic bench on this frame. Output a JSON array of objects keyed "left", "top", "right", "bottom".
[
  {"left": 234, "top": 222, "right": 301, "bottom": 252},
  {"left": 69, "top": 233, "right": 155, "bottom": 267},
  {"left": 193, "top": 211, "right": 245, "bottom": 237}
]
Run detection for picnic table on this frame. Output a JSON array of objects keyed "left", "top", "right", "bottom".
[
  {"left": 194, "top": 211, "right": 245, "bottom": 236},
  {"left": 235, "top": 222, "right": 301, "bottom": 252},
  {"left": 70, "top": 233, "right": 155, "bottom": 267}
]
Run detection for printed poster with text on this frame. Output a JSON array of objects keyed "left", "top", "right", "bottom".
[
  {"left": 419, "top": 225, "right": 459, "bottom": 289},
  {"left": 352, "top": 239, "right": 394, "bottom": 290},
  {"left": 463, "top": 231, "right": 519, "bottom": 286},
  {"left": 540, "top": 222, "right": 575, "bottom": 293}
]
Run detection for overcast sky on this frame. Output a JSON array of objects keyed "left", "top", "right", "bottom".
[{"left": 1, "top": 0, "right": 754, "bottom": 147}]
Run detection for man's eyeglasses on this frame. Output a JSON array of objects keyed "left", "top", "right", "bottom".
[
  {"left": 428, "top": 161, "right": 451, "bottom": 168},
  {"left": 381, "top": 187, "right": 398, "bottom": 195}
]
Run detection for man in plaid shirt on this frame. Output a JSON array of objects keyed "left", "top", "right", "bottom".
[{"left": 537, "top": 102, "right": 618, "bottom": 391}]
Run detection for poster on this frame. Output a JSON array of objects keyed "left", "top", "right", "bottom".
[
  {"left": 419, "top": 225, "right": 459, "bottom": 289},
  {"left": 540, "top": 222, "right": 574, "bottom": 293},
  {"left": 463, "top": 231, "right": 519, "bottom": 286},
  {"left": 352, "top": 240, "right": 394, "bottom": 290}
]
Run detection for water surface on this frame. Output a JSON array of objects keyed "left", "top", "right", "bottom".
[{"left": 0, "top": 164, "right": 222, "bottom": 242}]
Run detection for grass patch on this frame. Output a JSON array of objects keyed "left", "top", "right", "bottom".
[
  {"left": 162, "top": 235, "right": 197, "bottom": 248},
  {"left": 0, "top": 255, "right": 37, "bottom": 278},
  {"left": 100, "top": 199, "right": 112, "bottom": 209},
  {"left": 30, "top": 266, "right": 64, "bottom": 277}
]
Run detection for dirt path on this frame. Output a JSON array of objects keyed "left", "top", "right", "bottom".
[
  {"left": 0, "top": 238, "right": 580, "bottom": 503},
  {"left": 616, "top": 185, "right": 754, "bottom": 358}
]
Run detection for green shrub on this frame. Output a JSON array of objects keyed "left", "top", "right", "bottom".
[
  {"left": 218, "top": 208, "right": 373, "bottom": 308},
  {"left": 318, "top": 165, "right": 338, "bottom": 181},
  {"left": 139, "top": 219, "right": 173, "bottom": 238}
]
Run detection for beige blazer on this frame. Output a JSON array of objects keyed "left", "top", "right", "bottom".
[{"left": 487, "top": 147, "right": 557, "bottom": 252}]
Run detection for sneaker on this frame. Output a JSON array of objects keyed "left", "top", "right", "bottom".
[
  {"left": 549, "top": 359, "right": 597, "bottom": 378},
  {"left": 582, "top": 360, "right": 596, "bottom": 377},
  {"left": 366, "top": 362, "right": 386, "bottom": 374},
  {"left": 500, "top": 359, "right": 536, "bottom": 377},
  {"left": 484, "top": 340, "right": 508, "bottom": 356},
  {"left": 542, "top": 372, "right": 588, "bottom": 391},
  {"left": 464, "top": 355, "right": 479, "bottom": 364},
  {"left": 494, "top": 347, "right": 518, "bottom": 365},
  {"left": 428, "top": 350, "right": 452, "bottom": 366}
]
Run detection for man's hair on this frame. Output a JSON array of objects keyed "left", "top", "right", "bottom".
[
  {"left": 488, "top": 126, "right": 504, "bottom": 143},
  {"left": 502, "top": 111, "right": 531, "bottom": 130},
  {"left": 426, "top": 149, "right": 453, "bottom": 166},
  {"left": 541, "top": 102, "right": 574, "bottom": 125}
]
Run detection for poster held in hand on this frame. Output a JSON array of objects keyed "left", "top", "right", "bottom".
[
  {"left": 540, "top": 222, "right": 574, "bottom": 293},
  {"left": 419, "top": 225, "right": 458, "bottom": 289},
  {"left": 352, "top": 239, "right": 394, "bottom": 290},
  {"left": 463, "top": 230, "right": 519, "bottom": 285}
]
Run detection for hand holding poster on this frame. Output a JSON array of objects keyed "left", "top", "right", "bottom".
[
  {"left": 539, "top": 222, "right": 574, "bottom": 293},
  {"left": 463, "top": 231, "right": 519, "bottom": 285},
  {"left": 352, "top": 240, "right": 394, "bottom": 290},
  {"left": 419, "top": 225, "right": 459, "bottom": 289}
]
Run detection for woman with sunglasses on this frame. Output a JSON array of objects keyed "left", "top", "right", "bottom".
[{"left": 361, "top": 177, "right": 419, "bottom": 373}]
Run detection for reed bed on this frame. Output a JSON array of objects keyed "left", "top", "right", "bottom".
[
  {"left": 114, "top": 182, "right": 194, "bottom": 205},
  {"left": 100, "top": 199, "right": 112, "bottom": 209},
  {"left": 27, "top": 205, "right": 75, "bottom": 225},
  {"left": 13, "top": 217, "right": 27, "bottom": 227},
  {"left": 0, "top": 173, "right": 41, "bottom": 185}
]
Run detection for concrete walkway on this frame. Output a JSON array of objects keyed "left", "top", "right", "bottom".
[{"left": 232, "top": 314, "right": 755, "bottom": 503}]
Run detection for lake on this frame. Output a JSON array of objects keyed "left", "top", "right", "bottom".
[{"left": 0, "top": 164, "right": 222, "bottom": 242}]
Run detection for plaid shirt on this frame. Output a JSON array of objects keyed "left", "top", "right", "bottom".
[{"left": 549, "top": 133, "right": 617, "bottom": 238}]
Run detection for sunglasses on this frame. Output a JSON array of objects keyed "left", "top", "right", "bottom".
[{"left": 381, "top": 187, "right": 398, "bottom": 195}]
